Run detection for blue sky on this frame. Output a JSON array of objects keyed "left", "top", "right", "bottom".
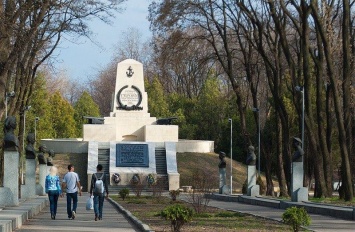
[{"left": 54, "top": 0, "right": 152, "bottom": 83}]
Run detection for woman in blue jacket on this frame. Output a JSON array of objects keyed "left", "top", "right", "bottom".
[{"left": 45, "top": 166, "right": 62, "bottom": 219}]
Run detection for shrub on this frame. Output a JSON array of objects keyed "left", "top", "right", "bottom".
[
  {"left": 282, "top": 206, "right": 311, "bottom": 232},
  {"left": 186, "top": 167, "right": 216, "bottom": 213},
  {"left": 169, "top": 189, "right": 180, "bottom": 201},
  {"left": 129, "top": 174, "right": 144, "bottom": 197},
  {"left": 119, "top": 188, "right": 129, "bottom": 200},
  {"left": 160, "top": 204, "right": 194, "bottom": 232}
]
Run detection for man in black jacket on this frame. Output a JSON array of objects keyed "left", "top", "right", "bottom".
[{"left": 90, "top": 164, "right": 109, "bottom": 221}]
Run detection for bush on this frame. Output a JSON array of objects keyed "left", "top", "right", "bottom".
[
  {"left": 129, "top": 173, "right": 144, "bottom": 197},
  {"left": 160, "top": 204, "right": 194, "bottom": 232},
  {"left": 119, "top": 188, "right": 129, "bottom": 200},
  {"left": 282, "top": 206, "right": 311, "bottom": 232},
  {"left": 169, "top": 189, "right": 180, "bottom": 201}
]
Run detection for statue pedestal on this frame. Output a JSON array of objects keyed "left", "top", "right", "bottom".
[
  {"left": 219, "top": 168, "right": 227, "bottom": 194},
  {"left": 247, "top": 165, "right": 259, "bottom": 197},
  {"left": 37, "top": 164, "right": 48, "bottom": 196},
  {"left": 21, "top": 159, "right": 36, "bottom": 199},
  {"left": 291, "top": 162, "right": 308, "bottom": 202},
  {"left": 2, "top": 151, "right": 19, "bottom": 206}
]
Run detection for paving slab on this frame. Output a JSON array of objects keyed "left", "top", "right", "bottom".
[{"left": 15, "top": 194, "right": 141, "bottom": 232}]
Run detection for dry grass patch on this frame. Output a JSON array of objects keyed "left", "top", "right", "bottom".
[{"left": 111, "top": 195, "right": 292, "bottom": 232}]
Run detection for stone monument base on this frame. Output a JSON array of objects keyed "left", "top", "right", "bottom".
[
  {"left": 248, "top": 185, "right": 260, "bottom": 197},
  {"left": 3, "top": 151, "right": 19, "bottom": 206},
  {"left": 292, "top": 187, "right": 308, "bottom": 202},
  {"left": 36, "top": 164, "right": 48, "bottom": 196},
  {"left": 0, "top": 187, "right": 15, "bottom": 206},
  {"left": 219, "top": 185, "right": 230, "bottom": 195}
]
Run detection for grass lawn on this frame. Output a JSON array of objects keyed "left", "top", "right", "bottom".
[{"left": 110, "top": 195, "right": 294, "bottom": 232}]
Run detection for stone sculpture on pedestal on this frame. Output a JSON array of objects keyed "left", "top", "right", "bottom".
[
  {"left": 25, "top": 133, "right": 36, "bottom": 159},
  {"left": 218, "top": 151, "right": 228, "bottom": 194},
  {"left": 3, "top": 116, "right": 19, "bottom": 151},
  {"left": 37, "top": 144, "right": 47, "bottom": 164},
  {"left": 292, "top": 137, "right": 304, "bottom": 162},
  {"left": 245, "top": 145, "right": 259, "bottom": 197},
  {"left": 246, "top": 145, "right": 256, "bottom": 165},
  {"left": 47, "top": 149, "right": 55, "bottom": 166},
  {"left": 291, "top": 137, "right": 308, "bottom": 202}
]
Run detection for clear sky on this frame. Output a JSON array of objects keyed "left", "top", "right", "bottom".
[{"left": 54, "top": 0, "right": 152, "bottom": 83}]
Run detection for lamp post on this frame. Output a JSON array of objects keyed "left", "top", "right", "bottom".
[
  {"left": 21, "top": 105, "right": 31, "bottom": 184},
  {"left": 252, "top": 108, "right": 260, "bottom": 176},
  {"left": 34, "top": 117, "right": 39, "bottom": 144},
  {"left": 5, "top": 91, "right": 15, "bottom": 118},
  {"left": 228, "top": 118, "right": 233, "bottom": 195},
  {"left": 295, "top": 86, "right": 304, "bottom": 148}
]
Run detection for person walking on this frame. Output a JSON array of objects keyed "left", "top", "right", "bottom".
[
  {"left": 45, "top": 166, "right": 62, "bottom": 220},
  {"left": 61, "top": 164, "right": 82, "bottom": 220},
  {"left": 90, "top": 164, "right": 109, "bottom": 221}
]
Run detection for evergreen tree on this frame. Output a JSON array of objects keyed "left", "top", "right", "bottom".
[
  {"left": 146, "top": 78, "right": 170, "bottom": 117},
  {"left": 48, "top": 91, "right": 76, "bottom": 138},
  {"left": 74, "top": 91, "right": 101, "bottom": 137},
  {"left": 25, "top": 73, "right": 55, "bottom": 142}
]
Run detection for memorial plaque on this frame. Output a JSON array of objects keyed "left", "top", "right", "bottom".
[{"left": 116, "top": 143, "right": 149, "bottom": 167}]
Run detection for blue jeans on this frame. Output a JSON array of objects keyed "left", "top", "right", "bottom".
[
  {"left": 93, "top": 193, "right": 105, "bottom": 218},
  {"left": 66, "top": 192, "right": 78, "bottom": 218},
  {"left": 48, "top": 190, "right": 59, "bottom": 215}
]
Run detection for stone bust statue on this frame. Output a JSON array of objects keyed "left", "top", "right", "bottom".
[
  {"left": 292, "top": 137, "right": 304, "bottom": 162},
  {"left": 37, "top": 144, "right": 47, "bottom": 165},
  {"left": 25, "top": 133, "right": 36, "bottom": 159},
  {"left": 3, "top": 116, "right": 19, "bottom": 151},
  {"left": 246, "top": 145, "right": 256, "bottom": 165},
  {"left": 218, "top": 151, "right": 227, "bottom": 169},
  {"left": 47, "top": 149, "right": 55, "bottom": 166}
]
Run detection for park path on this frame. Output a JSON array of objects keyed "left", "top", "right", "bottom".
[{"left": 15, "top": 193, "right": 141, "bottom": 232}]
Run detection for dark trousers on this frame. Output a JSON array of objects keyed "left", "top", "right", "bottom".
[
  {"left": 66, "top": 192, "right": 78, "bottom": 218},
  {"left": 48, "top": 190, "right": 59, "bottom": 215},
  {"left": 93, "top": 193, "right": 105, "bottom": 218}
]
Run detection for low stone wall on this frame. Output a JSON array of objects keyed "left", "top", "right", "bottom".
[
  {"left": 206, "top": 193, "right": 355, "bottom": 221},
  {"left": 176, "top": 139, "right": 214, "bottom": 153}
]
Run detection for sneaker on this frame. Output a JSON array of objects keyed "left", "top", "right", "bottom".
[
  {"left": 72, "top": 211, "right": 76, "bottom": 219},
  {"left": 95, "top": 215, "right": 98, "bottom": 221}
]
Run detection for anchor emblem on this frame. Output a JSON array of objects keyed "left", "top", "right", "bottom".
[{"left": 126, "top": 66, "right": 134, "bottom": 77}]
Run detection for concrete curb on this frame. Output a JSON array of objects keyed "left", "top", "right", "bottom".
[
  {"left": 107, "top": 197, "right": 154, "bottom": 232},
  {"left": 206, "top": 193, "right": 355, "bottom": 221}
]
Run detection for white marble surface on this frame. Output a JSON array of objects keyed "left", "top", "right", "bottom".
[
  {"left": 2, "top": 151, "right": 19, "bottom": 206},
  {"left": 37, "top": 164, "right": 47, "bottom": 196},
  {"left": 165, "top": 142, "right": 178, "bottom": 173},
  {"left": 88, "top": 141, "right": 99, "bottom": 174}
]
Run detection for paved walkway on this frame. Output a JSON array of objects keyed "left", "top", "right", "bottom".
[
  {"left": 205, "top": 197, "right": 355, "bottom": 232},
  {"left": 15, "top": 194, "right": 141, "bottom": 232}
]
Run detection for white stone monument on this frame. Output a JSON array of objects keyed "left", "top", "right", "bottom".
[
  {"left": 291, "top": 137, "right": 308, "bottom": 202},
  {"left": 84, "top": 59, "right": 180, "bottom": 190},
  {"left": 1, "top": 116, "right": 20, "bottom": 206},
  {"left": 246, "top": 146, "right": 259, "bottom": 197},
  {"left": 1, "top": 151, "right": 19, "bottom": 206},
  {"left": 37, "top": 164, "right": 48, "bottom": 196},
  {"left": 21, "top": 159, "right": 37, "bottom": 199},
  {"left": 247, "top": 165, "right": 260, "bottom": 197}
]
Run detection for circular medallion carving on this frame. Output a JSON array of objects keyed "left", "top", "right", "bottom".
[{"left": 117, "top": 85, "right": 143, "bottom": 111}]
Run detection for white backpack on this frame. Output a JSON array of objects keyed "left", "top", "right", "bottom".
[{"left": 93, "top": 173, "right": 104, "bottom": 194}]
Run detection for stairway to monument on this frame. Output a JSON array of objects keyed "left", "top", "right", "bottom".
[{"left": 155, "top": 148, "right": 168, "bottom": 175}]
